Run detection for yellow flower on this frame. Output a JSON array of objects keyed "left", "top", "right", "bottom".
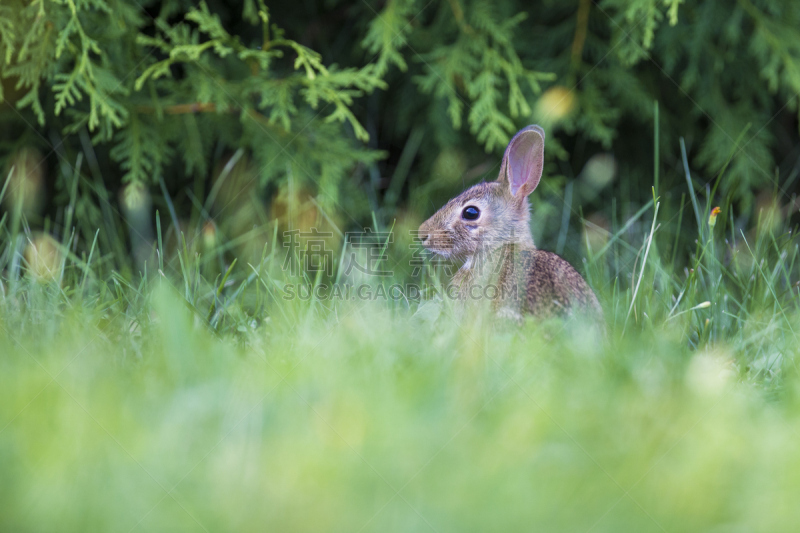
[
  {"left": 708, "top": 206, "right": 721, "bottom": 228},
  {"left": 536, "top": 86, "right": 576, "bottom": 122},
  {"left": 24, "top": 234, "right": 62, "bottom": 282}
]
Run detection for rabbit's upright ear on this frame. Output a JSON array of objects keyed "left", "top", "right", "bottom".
[{"left": 498, "top": 125, "right": 545, "bottom": 198}]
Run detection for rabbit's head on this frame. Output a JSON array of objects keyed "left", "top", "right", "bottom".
[{"left": 418, "top": 125, "right": 546, "bottom": 260}]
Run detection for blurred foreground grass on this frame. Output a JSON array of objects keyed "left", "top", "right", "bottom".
[{"left": 2, "top": 280, "right": 800, "bottom": 532}]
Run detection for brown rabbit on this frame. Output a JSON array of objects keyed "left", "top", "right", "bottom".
[{"left": 418, "top": 125, "right": 602, "bottom": 323}]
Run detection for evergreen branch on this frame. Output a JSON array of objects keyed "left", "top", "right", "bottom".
[
  {"left": 571, "top": 0, "right": 592, "bottom": 70},
  {"left": 0, "top": 6, "right": 17, "bottom": 66},
  {"left": 137, "top": 102, "right": 221, "bottom": 115},
  {"left": 446, "top": 0, "right": 474, "bottom": 35}
]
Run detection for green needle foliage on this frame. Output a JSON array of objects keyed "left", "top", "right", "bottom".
[
  {"left": 1, "top": 0, "right": 385, "bottom": 211},
  {"left": 1, "top": 0, "right": 799, "bottom": 213}
]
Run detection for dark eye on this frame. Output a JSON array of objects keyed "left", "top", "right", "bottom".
[{"left": 462, "top": 206, "right": 480, "bottom": 221}]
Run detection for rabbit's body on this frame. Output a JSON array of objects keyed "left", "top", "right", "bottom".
[
  {"left": 419, "top": 125, "right": 602, "bottom": 324},
  {"left": 450, "top": 242, "right": 601, "bottom": 322}
]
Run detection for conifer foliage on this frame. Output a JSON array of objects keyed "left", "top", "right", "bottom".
[{"left": 0, "top": 0, "right": 799, "bottom": 235}]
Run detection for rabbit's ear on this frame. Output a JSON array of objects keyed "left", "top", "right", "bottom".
[{"left": 498, "top": 125, "right": 545, "bottom": 198}]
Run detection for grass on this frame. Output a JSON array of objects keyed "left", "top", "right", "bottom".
[
  {"left": 3, "top": 288, "right": 800, "bottom": 532},
  {"left": 2, "top": 136, "right": 800, "bottom": 532}
]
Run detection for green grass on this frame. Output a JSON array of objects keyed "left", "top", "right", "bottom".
[
  {"left": 2, "top": 144, "right": 800, "bottom": 532},
  {"left": 2, "top": 288, "right": 800, "bottom": 532}
]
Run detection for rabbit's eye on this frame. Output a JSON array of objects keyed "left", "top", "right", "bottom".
[{"left": 462, "top": 206, "right": 480, "bottom": 221}]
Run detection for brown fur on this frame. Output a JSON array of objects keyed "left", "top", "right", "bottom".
[{"left": 418, "top": 125, "right": 602, "bottom": 324}]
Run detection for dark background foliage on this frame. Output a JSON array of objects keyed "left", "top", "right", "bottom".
[{"left": 1, "top": 0, "right": 799, "bottom": 275}]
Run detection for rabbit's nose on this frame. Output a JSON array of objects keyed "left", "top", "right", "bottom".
[{"left": 418, "top": 223, "right": 430, "bottom": 244}]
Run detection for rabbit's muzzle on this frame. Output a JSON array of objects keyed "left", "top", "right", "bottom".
[{"left": 418, "top": 223, "right": 454, "bottom": 256}]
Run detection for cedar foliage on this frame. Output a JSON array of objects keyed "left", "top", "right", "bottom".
[{"left": 0, "top": 0, "right": 799, "bottom": 258}]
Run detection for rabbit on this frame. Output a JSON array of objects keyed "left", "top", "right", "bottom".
[{"left": 418, "top": 125, "right": 602, "bottom": 324}]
